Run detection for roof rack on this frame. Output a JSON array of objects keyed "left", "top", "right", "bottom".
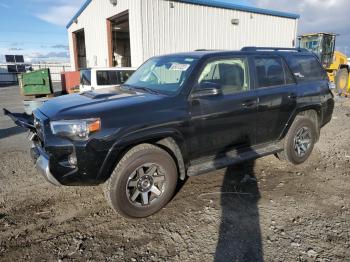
[{"left": 241, "top": 47, "right": 309, "bottom": 52}]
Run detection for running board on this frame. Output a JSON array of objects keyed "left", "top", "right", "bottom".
[{"left": 187, "top": 143, "right": 283, "bottom": 176}]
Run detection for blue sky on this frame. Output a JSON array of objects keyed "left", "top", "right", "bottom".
[
  {"left": 0, "top": 0, "right": 349, "bottom": 63},
  {"left": 0, "top": 0, "right": 85, "bottom": 63}
]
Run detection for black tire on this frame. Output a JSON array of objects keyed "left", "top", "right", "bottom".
[
  {"left": 335, "top": 68, "right": 349, "bottom": 95},
  {"left": 277, "top": 115, "right": 317, "bottom": 165},
  {"left": 104, "top": 143, "right": 178, "bottom": 218}
]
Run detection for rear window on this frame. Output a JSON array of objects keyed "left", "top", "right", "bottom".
[
  {"left": 286, "top": 55, "right": 327, "bottom": 82},
  {"left": 254, "top": 56, "right": 295, "bottom": 88},
  {"left": 80, "top": 70, "right": 91, "bottom": 85}
]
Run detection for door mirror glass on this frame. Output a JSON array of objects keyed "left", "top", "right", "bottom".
[{"left": 191, "top": 82, "right": 222, "bottom": 98}]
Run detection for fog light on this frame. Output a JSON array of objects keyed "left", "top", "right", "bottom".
[{"left": 68, "top": 154, "right": 77, "bottom": 166}]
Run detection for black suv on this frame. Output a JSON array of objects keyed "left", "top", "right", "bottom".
[{"left": 5, "top": 47, "right": 334, "bottom": 218}]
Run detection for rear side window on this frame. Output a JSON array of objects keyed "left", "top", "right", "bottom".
[
  {"left": 96, "top": 71, "right": 119, "bottom": 85},
  {"left": 254, "top": 57, "right": 295, "bottom": 88},
  {"left": 286, "top": 55, "right": 326, "bottom": 82}
]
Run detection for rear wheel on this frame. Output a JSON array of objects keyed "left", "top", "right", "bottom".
[
  {"left": 104, "top": 144, "right": 178, "bottom": 218},
  {"left": 335, "top": 68, "right": 349, "bottom": 95},
  {"left": 277, "top": 115, "right": 317, "bottom": 165}
]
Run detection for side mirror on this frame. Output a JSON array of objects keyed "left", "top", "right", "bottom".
[{"left": 191, "top": 82, "right": 222, "bottom": 99}]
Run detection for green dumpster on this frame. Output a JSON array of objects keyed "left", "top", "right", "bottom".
[{"left": 21, "top": 69, "right": 53, "bottom": 96}]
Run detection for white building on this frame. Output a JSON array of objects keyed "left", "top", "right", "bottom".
[{"left": 67, "top": 0, "right": 299, "bottom": 70}]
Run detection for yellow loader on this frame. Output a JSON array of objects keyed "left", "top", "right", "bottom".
[{"left": 299, "top": 33, "right": 350, "bottom": 95}]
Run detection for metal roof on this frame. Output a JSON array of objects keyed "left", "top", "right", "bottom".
[
  {"left": 67, "top": 0, "right": 92, "bottom": 29},
  {"left": 66, "top": 0, "right": 300, "bottom": 28},
  {"left": 177, "top": 0, "right": 299, "bottom": 19}
]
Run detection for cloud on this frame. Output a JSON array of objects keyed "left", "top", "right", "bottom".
[
  {"left": 32, "top": 0, "right": 85, "bottom": 26},
  {"left": 23, "top": 51, "right": 70, "bottom": 63},
  {"left": 8, "top": 48, "right": 23, "bottom": 51},
  {"left": 51, "top": 44, "right": 69, "bottom": 50},
  {"left": 28, "top": 51, "right": 69, "bottom": 59},
  {"left": 250, "top": 0, "right": 350, "bottom": 53},
  {"left": 35, "top": 4, "right": 82, "bottom": 26}
]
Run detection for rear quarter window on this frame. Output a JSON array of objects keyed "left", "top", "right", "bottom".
[{"left": 286, "top": 55, "right": 327, "bottom": 82}]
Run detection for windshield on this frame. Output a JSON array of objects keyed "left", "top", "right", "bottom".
[
  {"left": 80, "top": 69, "right": 91, "bottom": 86},
  {"left": 125, "top": 56, "right": 199, "bottom": 95},
  {"left": 300, "top": 34, "right": 336, "bottom": 67},
  {"left": 300, "top": 35, "right": 322, "bottom": 57}
]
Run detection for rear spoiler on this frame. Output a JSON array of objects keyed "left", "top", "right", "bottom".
[{"left": 3, "top": 108, "right": 35, "bottom": 130}]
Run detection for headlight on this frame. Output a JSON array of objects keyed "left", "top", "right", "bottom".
[{"left": 50, "top": 118, "right": 101, "bottom": 140}]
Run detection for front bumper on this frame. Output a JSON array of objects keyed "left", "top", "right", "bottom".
[
  {"left": 36, "top": 154, "right": 62, "bottom": 186},
  {"left": 4, "top": 108, "right": 110, "bottom": 186},
  {"left": 30, "top": 142, "right": 62, "bottom": 186}
]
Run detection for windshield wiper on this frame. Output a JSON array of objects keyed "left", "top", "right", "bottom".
[
  {"left": 136, "top": 87, "right": 162, "bottom": 95},
  {"left": 121, "top": 84, "right": 163, "bottom": 95}
]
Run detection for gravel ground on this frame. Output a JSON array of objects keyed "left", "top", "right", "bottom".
[{"left": 0, "top": 85, "right": 349, "bottom": 262}]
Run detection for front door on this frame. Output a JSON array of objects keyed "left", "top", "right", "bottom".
[{"left": 189, "top": 56, "right": 257, "bottom": 158}]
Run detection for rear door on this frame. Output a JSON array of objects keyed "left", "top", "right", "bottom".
[
  {"left": 285, "top": 54, "right": 330, "bottom": 120},
  {"left": 253, "top": 55, "right": 298, "bottom": 144},
  {"left": 189, "top": 56, "right": 257, "bottom": 158}
]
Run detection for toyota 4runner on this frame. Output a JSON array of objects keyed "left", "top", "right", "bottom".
[{"left": 4, "top": 47, "right": 334, "bottom": 218}]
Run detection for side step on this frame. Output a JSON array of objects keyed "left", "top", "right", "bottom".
[{"left": 187, "top": 143, "right": 282, "bottom": 177}]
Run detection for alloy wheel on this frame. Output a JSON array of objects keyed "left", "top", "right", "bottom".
[
  {"left": 293, "top": 127, "right": 312, "bottom": 157},
  {"left": 126, "top": 163, "right": 166, "bottom": 206}
]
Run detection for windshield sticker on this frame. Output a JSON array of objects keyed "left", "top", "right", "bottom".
[{"left": 169, "top": 63, "right": 190, "bottom": 71}]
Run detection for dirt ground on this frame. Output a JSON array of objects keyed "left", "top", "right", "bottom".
[{"left": 0, "top": 85, "right": 349, "bottom": 262}]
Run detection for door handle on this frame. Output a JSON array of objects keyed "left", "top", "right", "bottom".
[
  {"left": 288, "top": 93, "right": 297, "bottom": 99},
  {"left": 242, "top": 100, "right": 257, "bottom": 108}
]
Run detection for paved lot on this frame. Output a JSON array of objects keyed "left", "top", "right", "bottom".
[{"left": 0, "top": 86, "right": 350, "bottom": 261}]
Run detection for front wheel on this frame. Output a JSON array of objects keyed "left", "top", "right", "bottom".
[
  {"left": 104, "top": 144, "right": 178, "bottom": 218},
  {"left": 277, "top": 116, "right": 317, "bottom": 165}
]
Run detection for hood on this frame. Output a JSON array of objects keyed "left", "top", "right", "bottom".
[{"left": 38, "top": 89, "right": 162, "bottom": 120}]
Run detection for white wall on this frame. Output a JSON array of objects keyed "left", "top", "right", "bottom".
[
  {"left": 68, "top": 0, "right": 143, "bottom": 70},
  {"left": 67, "top": 0, "right": 298, "bottom": 69},
  {"left": 140, "top": 0, "right": 298, "bottom": 61}
]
